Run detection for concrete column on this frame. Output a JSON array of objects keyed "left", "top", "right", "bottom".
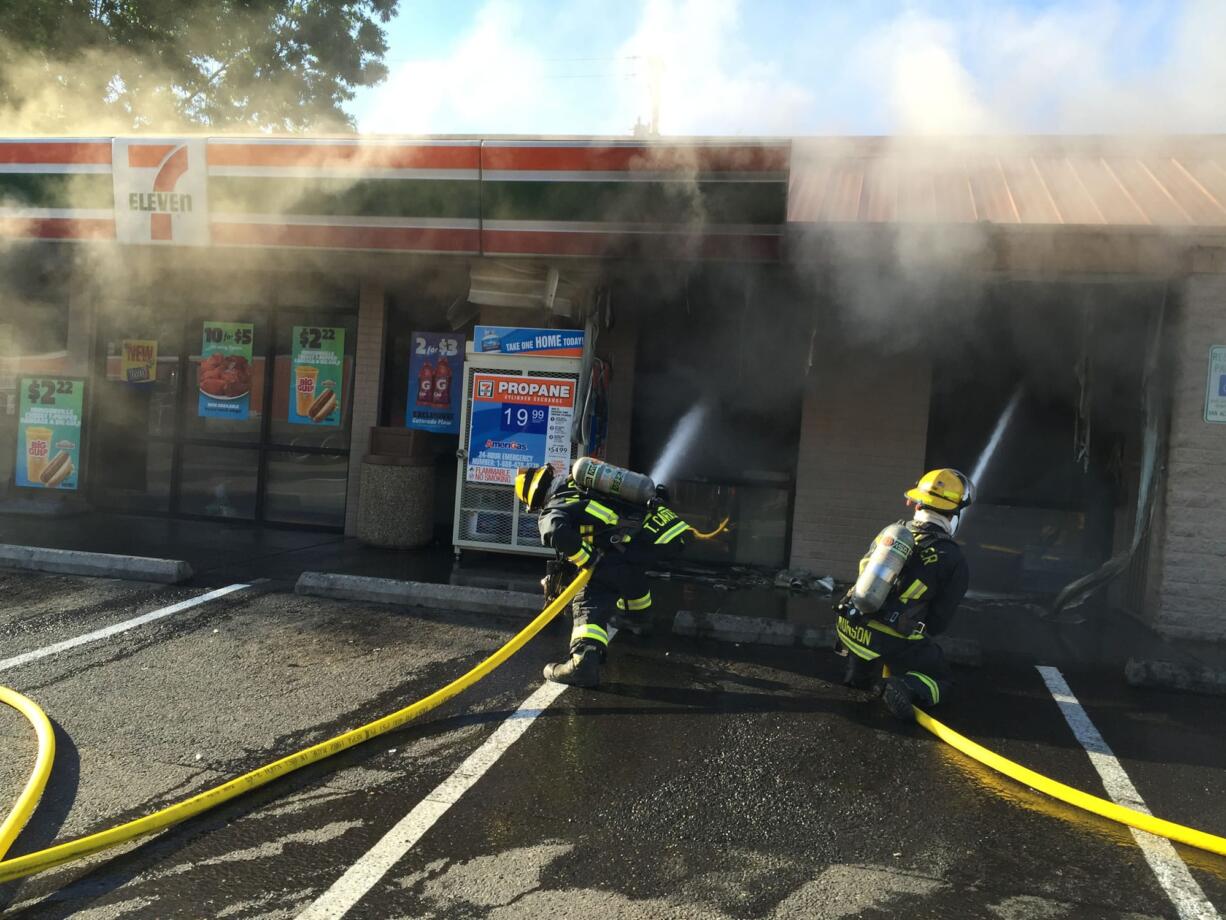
[
  {"left": 1150, "top": 274, "right": 1226, "bottom": 639},
  {"left": 344, "top": 282, "right": 387, "bottom": 536},
  {"left": 789, "top": 344, "right": 932, "bottom": 579}
]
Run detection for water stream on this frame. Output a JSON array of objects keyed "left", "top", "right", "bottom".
[{"left": 650, "top": 403, "right": 709, "bottom": 485}]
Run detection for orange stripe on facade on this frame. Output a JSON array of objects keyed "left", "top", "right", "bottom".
[
  {"left": 0, "top": 143, "right": 111, "bottom": 165},
  {"left": 0, "top": 217, "right": 116, "bottom": 239},
  {"left": 481, "top": 144, "right": 790, "bottom": 174},
  {"left": 210, "top": 222, "right": 479, "bottom": 252},
  {"left": 206, "top": 143, "right": 480, "bottom": 170}
]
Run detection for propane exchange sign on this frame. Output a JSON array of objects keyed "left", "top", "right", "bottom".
[{"left": 465, "top": 373, "right": 576, "bottom": 484}]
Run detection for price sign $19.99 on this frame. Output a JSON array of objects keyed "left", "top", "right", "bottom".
[{"left": 27, "top": 379, "right": 75, "bottom": 405}]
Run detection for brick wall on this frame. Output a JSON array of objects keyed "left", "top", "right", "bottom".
[
  {"left": 789, "top": 345, "right": 932, "bottom": 579},
  {"left": 343, "top": 282, "right": 387, "bottom": 535},
  {"left": 1150, "top": 274, "right": 1226, "bottom": 639}
]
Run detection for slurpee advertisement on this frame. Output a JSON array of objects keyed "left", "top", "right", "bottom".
[
  {"left": 407, "top": 331, "right": 463, "bottom": 434},
  {"left": 290, "top": 326, "right": 344, "bottom": 426},
  {"left": 198, "top": 322, "right": 254, "bottom": 419},
  {"left": 465, "top": 373, "right": 576, "bottom": 484},
  {"left": 16, "top": 377, "right": 84, "bottom": 491},
  {"left": 474, "top": 326, "right": 585, "bottom": 358}
]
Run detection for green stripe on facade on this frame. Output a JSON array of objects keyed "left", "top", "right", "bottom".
[
  {"left": 482, "top": 180, "right": 787, "bottom": 225},
  {"left": 208, "top": 177, "right": 481, "bottom": 219},
  {"left": 0, "top": 173, "right": 113, "bottom": 209}
]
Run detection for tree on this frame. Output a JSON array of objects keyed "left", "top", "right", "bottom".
[{"left": 0, "top": 0, "right": 399, "bottom": 132}]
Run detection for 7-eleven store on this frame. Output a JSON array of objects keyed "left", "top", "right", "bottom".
[{"left": 0, "top": 136, "right": 789, "bottom": 542}]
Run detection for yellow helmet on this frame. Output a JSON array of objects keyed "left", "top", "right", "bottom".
[
  {"left": 905, "top": 468, "right": 973, "bottom": 512},
  {"left": 514, "top": 465, "right": 554, "bottom": 511}
]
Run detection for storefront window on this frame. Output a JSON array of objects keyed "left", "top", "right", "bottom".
[
  {"left": 264, "top": 451, "right": 349, "bottom": 527},
  {"left": 178, "top": 445, "right": 259, "bottom": 519}
]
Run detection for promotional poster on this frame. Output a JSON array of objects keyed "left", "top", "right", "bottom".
[
  {"left": 474, "top": 326, "right": 585, "bottom": 358},
  {"left": 290, "top": 326, "right": 344, "bottom": 426},
  {"left": 16, "top": 377, "right": 84, "bottom": 490},
  {"left": 121, "top": 339, "right": 158, "bottom": 384},
  {"left": 407, "top": 331, "right": 463, "bottom": 434},
  {"left": 198, "top": 322, "right": 254, "bottom": 419},
  {"left": 465, "top": 373, "right": 576, "bottom": 484}
]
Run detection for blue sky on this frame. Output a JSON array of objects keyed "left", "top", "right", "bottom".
[{"left": 348, "top": 0, "right": 1222, "bottom": 136}]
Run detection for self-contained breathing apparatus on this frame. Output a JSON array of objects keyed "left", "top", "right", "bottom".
[{"left": 537, "top": 458, "right": 674, "bottom": 603}]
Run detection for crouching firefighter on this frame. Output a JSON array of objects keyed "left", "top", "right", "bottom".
[
  {"left": 835, "top": 469, "right": 972, "bottom": 720},
  {"left": 515, "top": 459, "right": 691, "bottom": 688}
]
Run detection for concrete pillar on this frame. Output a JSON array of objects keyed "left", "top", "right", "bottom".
[
  {"left": 789, "top": 344, "right": 932, "bottom": 579},
  {"left": 600, "top": 312, "right": 638, "bottom": 468},
  {"left": 344, "top": 281, "right": 387, "bottom": 536},
  {"left": 1150, "top": 274, "right": 1226, "bottom": 639}
]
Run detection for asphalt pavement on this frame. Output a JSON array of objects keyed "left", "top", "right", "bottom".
[{"left": 0, "top": 568, "right": 1223, "bottom": 919}]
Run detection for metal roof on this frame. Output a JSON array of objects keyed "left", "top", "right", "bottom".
[{"left": 787, "top": 137, "right": 1226, "bottom": 228}]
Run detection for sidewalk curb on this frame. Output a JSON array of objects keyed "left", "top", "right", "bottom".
[
  {"left": 295, "top": 572, "right": 541, "bottom": 618},
  {"left": 0, "top": 544, "right": 192, "bottom": 584},
  {"left": 673, "top": 610, "right": 983, "bottom": 667},
  {"left": 1125, "top": 657, "right": 1226, "bottom": 696}
]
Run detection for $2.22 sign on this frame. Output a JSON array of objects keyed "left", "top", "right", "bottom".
[
  {"left": 298, "top": 327, "right": 338, "bottom": 350},
  {"left": 26, "top": 379, "right": 75, "bottom": 405}
]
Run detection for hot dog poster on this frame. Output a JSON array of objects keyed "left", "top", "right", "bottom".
[
  {"left": 17, "top": 377, "right": 84, "bottom": 490},
  {"left": 290, "top": 326, "right": 344, "bottom": 426},
  {"left": 406, "top": 331, "right": 462, "bottom": 434},
  {"left": 198, "top": 322, "right": 254, "bottom": 419}
]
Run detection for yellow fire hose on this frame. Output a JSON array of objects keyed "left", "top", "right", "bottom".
[
  {"left": 0, "top": 568, "right": 591, "bottom": 885},
  {"left": 879, "top": 666, "right": 1226, "bottom": 857},
  {"left": 689, "top": 518, "right": 730, "bottom": 541},
  {"left": 0, "top": 687, "right": 55, "bottom": 862}
]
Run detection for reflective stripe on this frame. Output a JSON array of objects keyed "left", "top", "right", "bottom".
[
  {"left": 836, "top": 621, "right": 879, "bottom": 661},
  {"left": 867, "top": 619, "right": 925, "bottom": 641},
  {"left": 616, "top": 592, "right": 652, "bottom": 611},
  {"left": 908, "top": 670, "right": 940, "bottom": 705},
  {"left": 655, "top": 521, "right": 689, "bottom": 545},
  {"left": 584, "top": 501, "right": 618, "bottom": 525},
  {"left": 899, "top": 579, "right": 928, "bottom": 602},
  {"left": 568, "top": 543, "right": 592, "bottom": 566},
  {"left": 571, "top": 623, "right": 609, "bottom": 646}
]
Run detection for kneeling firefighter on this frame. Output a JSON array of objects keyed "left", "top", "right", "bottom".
[
  {"left": 514, "top": 458, "right": 691, "bottom": 687},
  {"left": 835, "top": 469, "right": 972, "bottom": 720}
]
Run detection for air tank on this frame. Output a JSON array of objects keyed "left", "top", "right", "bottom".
[
  {"left": 571, "top": 458, "right": 657, "bottom": 505},
  {"left": 851, "top": 523, "right": 915, "bottom": 614}
]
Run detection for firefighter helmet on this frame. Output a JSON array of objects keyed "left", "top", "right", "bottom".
[
  {"left": 905, "top": 469, "right": 973, "bottom": 513},
  {"left": 514, "top": 465, "right": 554, "bottom": 512}
]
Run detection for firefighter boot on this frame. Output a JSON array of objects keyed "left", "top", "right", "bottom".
[
  {"left": 543, "top": 644, "right": 602, "bottom": 687},
  {"left": 882, "top": 676, "right": 917, "bottom": 721}
]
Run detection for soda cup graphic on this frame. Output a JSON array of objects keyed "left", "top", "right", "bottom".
[
  {"left": 295, "top": 365, "right": 319, "bottom": 418},
  {"left": 433, "top": 357, "right": 452, "bottom": 407},
  {"left": 25, "top": 427, "right": 53, "bottom": 485},
  {"left": 481, "top": 329, "right": 501, "bottom": 352},
  {"left": 416, "top": 360, "right": 435, "bottom": 406}
]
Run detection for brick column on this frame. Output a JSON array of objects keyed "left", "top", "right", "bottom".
[
  {"left": 789, "top": 345, "right": 932, "bottom": 579},
  {"left": 1150, "top": 273, "right": 1226, "bottom": 639},
  {"left": 344, "top": 282, "right": 387, "bottom": 536}
]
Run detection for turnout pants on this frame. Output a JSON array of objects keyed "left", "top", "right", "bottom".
[
  {"left": 835, "top": 615, "right": 953, "bottom": 707},
  {"left": 570, "top": 554, "right": 650, "bottom": 654}
]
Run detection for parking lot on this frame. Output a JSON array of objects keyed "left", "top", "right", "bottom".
[{"left": 0, "top": 568, "right": 1223, "bottom": 919}]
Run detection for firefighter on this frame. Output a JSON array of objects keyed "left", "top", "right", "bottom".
[
  {"left": 514, "top": 463, "right": 689, "bottom": 687},
  {"left": 835, "top": 469, "right": 972, "bottom": 720}
]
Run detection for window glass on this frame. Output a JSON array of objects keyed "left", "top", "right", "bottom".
[
  {"left": 178, "top": 445, "right": 259, "bottom": 519},
  {"left": 264, "top": 451, "right": 349, "bottom": 527}
]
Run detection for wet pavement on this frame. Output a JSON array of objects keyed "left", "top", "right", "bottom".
[{"left": 0, "top": 567, "right": 1223, "bottom": 918}]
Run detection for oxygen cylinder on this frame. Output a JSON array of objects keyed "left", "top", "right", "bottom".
[
  {"left": 851, "top": 523, "right": 915, "bottom": 614},
  {"left": 571, "top": 457, "right": 657, "bottom": 505}
]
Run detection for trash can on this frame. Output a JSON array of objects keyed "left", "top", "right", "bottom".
[{"left": 356, "top": 453, "right": 435, "bottom": 549}]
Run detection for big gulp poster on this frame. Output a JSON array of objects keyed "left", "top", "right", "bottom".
[
  {"left": 290, "top": 326, "right": 343, "bottom": 426},
  {"left": 16, "top": 377, "right": 84, "bottom": 490},
  {"left": 407, "top": 331, "right": 463, "bottom": 434},
  {"left": 198, "top": 322, "right": 253, "bottom": 419}
]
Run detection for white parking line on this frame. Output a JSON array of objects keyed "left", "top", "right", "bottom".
[
  {"left": 296, "top": 628, "right": 617, "bottom": 920},
  {"left": 0, "top": 583, "right": 251, "bottom": 672},
  {"left": 1037, "top": 665, "right": 1220, "bottom": 920}
]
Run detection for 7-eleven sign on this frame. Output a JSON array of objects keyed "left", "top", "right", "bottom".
[{"left": 112, "top": 138, "right": 209, "bottom": 245}]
